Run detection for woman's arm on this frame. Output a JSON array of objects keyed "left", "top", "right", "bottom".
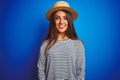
[
  {"left": 37, "top": 44, "right": 46, "bottom": 80},
  {"left": 76, "top": 41, "right": 85, "bottom": 80}
]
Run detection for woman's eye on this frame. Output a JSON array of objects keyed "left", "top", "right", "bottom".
[
  {"left": 64, "top": 17, "right": 68, "bottom": 20},
  {"left": 55, "top": 16, "right": 59, "bottom": 20}
]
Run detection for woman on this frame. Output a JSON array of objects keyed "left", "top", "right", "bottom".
[{"left": 37, "top": 1, "right": 85, "bottom": 80}]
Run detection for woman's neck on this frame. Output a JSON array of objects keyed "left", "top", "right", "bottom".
[{"left": 57, "top": 33, "right": 69, "bottom": 40}]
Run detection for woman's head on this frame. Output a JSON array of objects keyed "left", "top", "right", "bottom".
[
  {"left": 45, "top": 10, "right": 78, "bottom": 40},
  {"left": 45, "top": 1, "right": 78, "bottom": 40}
]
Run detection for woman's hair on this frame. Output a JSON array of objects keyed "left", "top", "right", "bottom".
[{"left": 44, "top": 10, "right": 79, "bottom": 55}]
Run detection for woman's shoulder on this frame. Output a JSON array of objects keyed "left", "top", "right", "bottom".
[
  {"left": 42, "top": 40, "right": 48, "bottom": 44},
  {"left": 71, "top": 39, "right": 85, "bottom": 52},
  {"left": 40, "top": 40, "right": 48, "bottom": 48},
  {"left": 70, "top": 39, "right": 84, "bottom": 49},
  {"left": 71, "top": 39, "right": 84, "bottom": 45}
]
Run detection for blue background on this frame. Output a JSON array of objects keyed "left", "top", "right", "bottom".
[{"left": 0, "top": 0, "right": 120, "bottom": 80}]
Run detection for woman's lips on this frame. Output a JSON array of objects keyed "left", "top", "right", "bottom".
[{"left": 58, "top": 24, "right": 66, "bottom": 28}]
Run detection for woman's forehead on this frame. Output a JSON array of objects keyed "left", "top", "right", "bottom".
[{"left": 55, "top": 10, "right": 67, "bottom": 16}]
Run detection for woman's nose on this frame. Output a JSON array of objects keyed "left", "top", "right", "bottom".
[{"left": 59, "top": 18, "right": 64, "bottom": 23}]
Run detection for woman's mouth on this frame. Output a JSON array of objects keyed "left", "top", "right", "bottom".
[{"left": 58, "top": 24, "right": 66, "bottom": 28}]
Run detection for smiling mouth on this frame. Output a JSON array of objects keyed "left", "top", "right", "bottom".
[{"left": 58, "top": 24, "right": 66, "bottom": 28}]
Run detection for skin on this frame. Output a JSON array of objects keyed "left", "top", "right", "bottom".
[{"left": 54, "top": 11, "right": 69, "bottom": 40}]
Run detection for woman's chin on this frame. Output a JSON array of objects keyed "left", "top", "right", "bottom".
[{"left": 58, "top": 30, "right": 66, "bottom": 33}]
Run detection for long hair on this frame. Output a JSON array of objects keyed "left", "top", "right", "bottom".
[{"left": 44, "top": 10, "right": 79, "bottom": 55}]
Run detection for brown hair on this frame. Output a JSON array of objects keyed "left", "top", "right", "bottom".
[{"left": 44, "top": 10, "right": 79, "bottom": 55}]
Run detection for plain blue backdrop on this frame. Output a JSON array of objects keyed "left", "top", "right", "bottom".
[{"left": 0, "top": 0, "right": 120, "bottom": 80}]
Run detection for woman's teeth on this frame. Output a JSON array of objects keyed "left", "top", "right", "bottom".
[{"left": 59, "top": 24, "right": 65, "bottom": 28}]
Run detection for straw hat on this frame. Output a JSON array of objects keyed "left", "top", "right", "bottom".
[{"left": 46, "top": 1, "right": 78, "bottom": 20}]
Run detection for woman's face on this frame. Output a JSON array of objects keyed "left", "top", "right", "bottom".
[{"left": 54, "top": 11, "right": 68, "bottom": 34}]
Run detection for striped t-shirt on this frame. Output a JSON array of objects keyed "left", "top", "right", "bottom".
[{"left": 38, "top": 39, "right": 85, "bottom": 80}]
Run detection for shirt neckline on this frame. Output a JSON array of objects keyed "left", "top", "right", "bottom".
[{"left": 57, "top": 39, "right": 71, "bottom": 42}]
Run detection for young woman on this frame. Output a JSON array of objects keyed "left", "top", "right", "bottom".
[{"left": 37, "top": 1, "right": 85, "bottom": 80}]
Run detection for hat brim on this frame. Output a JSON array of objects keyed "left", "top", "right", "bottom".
[{"left": 46, "top": 7, "right": 78, "bottom": 20}]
